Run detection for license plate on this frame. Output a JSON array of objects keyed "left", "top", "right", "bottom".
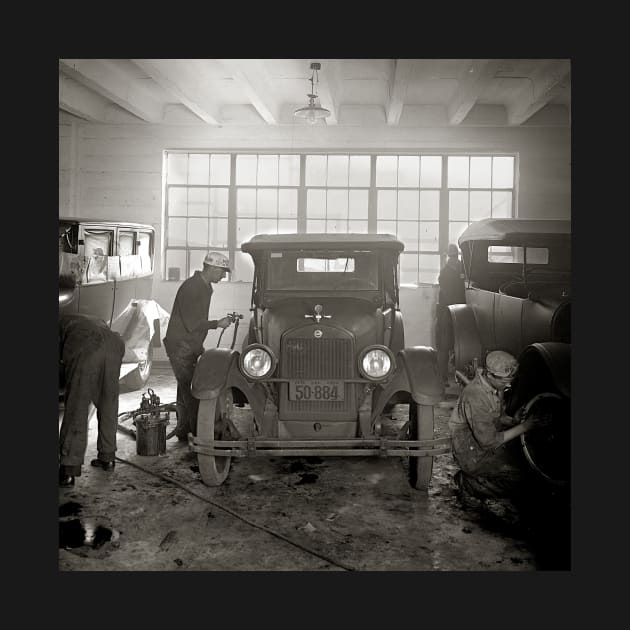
[{"left": 289, "top": 380, "right": 344, "bottom": 402}]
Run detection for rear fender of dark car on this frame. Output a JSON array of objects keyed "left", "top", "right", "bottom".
[
  {"left": 448, "top": 303, "right": 483, "bottom": 371},
  {"left": 505, "top": 341, "right": 571, "bottom": 415}
]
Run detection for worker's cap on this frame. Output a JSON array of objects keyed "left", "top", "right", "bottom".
[
  {"left": 203, "top": 252, "right": 231, "bottom": 270},
  {"left": 447, "top": 243, "right": 459, "bottom": 257},
  {"left": 485, "top": 350, "right": 518, "bottom": 380}
]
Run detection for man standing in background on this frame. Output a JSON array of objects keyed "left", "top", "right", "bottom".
[{"left": 436, "top": 243, "right": 466, "bottom": 385}]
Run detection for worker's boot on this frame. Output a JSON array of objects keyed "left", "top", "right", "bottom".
[
  {"left": 59, "top": 466, "right": 75, "bottom": 487},
  {"left": 90, "top": 458, "right": 115, "bottom": 471}
]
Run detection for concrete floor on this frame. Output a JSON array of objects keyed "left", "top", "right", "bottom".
[{"left": 58, "top": 364, "right": 570, "bottom": 571}]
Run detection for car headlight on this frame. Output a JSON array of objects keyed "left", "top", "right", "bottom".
[
  {"left": 240, "top": 344, "right": 277, "bottom": 380},
  {"left": 358, "top": 345, "right": 396, "bottom": 381}
]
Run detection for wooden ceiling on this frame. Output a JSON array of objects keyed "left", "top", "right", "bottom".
[{"left": 58, "top": 59, "right": 571, "bottom": 127}]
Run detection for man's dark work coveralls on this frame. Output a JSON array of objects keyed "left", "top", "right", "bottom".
[
  {"left": 59, "top": 315, "right": 125, "bottom": 476},
  {"left": 448, "top": 371, "right": 528, "bottom": 499},
  {"left": 163, "top": 271, "right": 220, "bottom": 438}
]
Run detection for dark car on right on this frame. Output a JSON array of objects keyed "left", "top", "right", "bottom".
[{"left": 448, "top": 218, "right": 570, "bottom": 485}]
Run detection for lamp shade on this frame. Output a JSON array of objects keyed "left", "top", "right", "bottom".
[{"left": 294, "top": 64, "right": 331, "bottom": 122}]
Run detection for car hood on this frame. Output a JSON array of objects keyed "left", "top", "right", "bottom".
[{"left": 257, "top": 297, "right": 386, "bottom": 355}]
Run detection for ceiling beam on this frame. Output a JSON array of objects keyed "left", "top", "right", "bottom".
[
  {"left": 131, "top": 59, "right": 221, "bottom": 125},
  {"left": 386, "top": 59, "right": 415, "bottom": 125},
  {"left": 447, "top": 59, "right": 503, "bottom": 125},
  {"left": 59, "top": 59, "right": 164, "bottom": 123},
  {"left": 219, "top": 59, "right": 279, "bottom": 124},
  {"left": 507, "top": 59, "right": 571, "bottom": 126},
  {"left": 314, "top": 60, "right": 340, "bottom": 125},
  {"left": 59, "top": 75, "right": 107, "bottom": 122}
]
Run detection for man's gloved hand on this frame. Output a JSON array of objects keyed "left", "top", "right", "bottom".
[
  {"left": 216, "top": 316, "right": 232, "bottom": 329},
  {"left": 513, "top": 406, "right": 527, "bottom": 423}
]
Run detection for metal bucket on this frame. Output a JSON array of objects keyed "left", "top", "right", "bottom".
[{"left": 135, "top": 412, "right": 168, "bottom": 456}]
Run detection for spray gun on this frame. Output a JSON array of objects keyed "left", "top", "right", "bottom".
[{"left": 217, "top": 312, "right": 244, "bottom": 349}]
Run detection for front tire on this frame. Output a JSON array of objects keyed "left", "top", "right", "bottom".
[
  {"left": 197, "top": 389, "right": 233, "bottom": 486},
  {"left": 408, "top": 403, "right": 434, "bottom": 490}
]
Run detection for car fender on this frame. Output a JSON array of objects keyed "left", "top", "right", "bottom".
[
  {"left": 191, "top": 347, "right": 269, "bottom": 413},
  {"left": 373, "top": 346, "right": 443, "bottom": 416},
  {"left": 59, "top": 286, "right": 77, "bottom": 309},
  {"left": 518, "top": 342, "right": 570, "bottom": 398},
  {"left": 506, "top": 341, "right": 571, "bottom": 415},
  {"left": 192, "top": 348, "right": 245, "bottom": 401},
  {"left": 448, "top": 303, "right": 482, "bottom": 371}
]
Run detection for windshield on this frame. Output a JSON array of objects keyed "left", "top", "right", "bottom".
[{"left": 266, "top": 250, "right": 379, "bottom": 291}]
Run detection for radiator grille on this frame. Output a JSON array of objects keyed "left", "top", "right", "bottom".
[{"left": 280, "top": 334, "right": 356, "bottom": 419}]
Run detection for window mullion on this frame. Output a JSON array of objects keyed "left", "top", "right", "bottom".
[
  {"left": 228, "top": 154, "right": 237, "bottom": 272},
  {"left": 368, "top": 155, "right": 377, "bottom": 232},
  {"left": 439, "top": 155, "right": 449, "bottom": 265},
  {"left": 298, "top": 154, "right": 307, "bottom": 233}
]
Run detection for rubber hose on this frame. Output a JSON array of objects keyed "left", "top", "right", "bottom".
[{"left": 114, "top": 455, "right": 354, "bottom": 571}]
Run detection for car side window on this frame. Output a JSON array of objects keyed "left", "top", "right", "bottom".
[
  {"left": 137, "top": 231, "right": 154, "bottom": 274},
  {"left": 84, "top": 229, "right": 113, "bottom": 284},
  {"left": 118, "top": 231, "right": 135, "bottom": 257},
  {"left": 84, "top": 229, "right": 112, "bottom": 257},
  {"left": 59, "top": 223, "right": 78, "bottom": 254}
]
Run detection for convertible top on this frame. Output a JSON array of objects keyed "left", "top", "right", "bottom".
[
  {"left": 242, "top": 233, "right": 404, "bottom": 253},
  {"left": 458, "top": 218, "right": 570, "bottom": 245},
  {"left": 60, "top": 216, "right": 155, "bottom": 231}
]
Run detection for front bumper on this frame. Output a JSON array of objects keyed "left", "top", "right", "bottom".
[{"left": 189, "top": 435, "right": 451, "bottom": 458}]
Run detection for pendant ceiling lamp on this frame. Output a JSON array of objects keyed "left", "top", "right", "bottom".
[{"left": 294, "top": 62, "right": 330, "bottom": 124}]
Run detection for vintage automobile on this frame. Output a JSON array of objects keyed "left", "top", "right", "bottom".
[
  {"left": 448, "top": 218, "right": 571, "bottom": 484},
  {"left": 58, "top": 217, "right": 165, "bottom": 390},
  {"left": 190, "top": 233, "right": 449, "bottom": 489}
]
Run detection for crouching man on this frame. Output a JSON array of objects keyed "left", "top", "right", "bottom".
[
  {"left": 449, "top": 350, "right": 539, "bottom": 503},
  {"left": 59, "top": 314, "right": 126, "bottom": 487}
]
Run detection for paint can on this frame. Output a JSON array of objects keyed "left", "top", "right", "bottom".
[{"left": 134, "top": 412, "right": 168, "bottom": 456}]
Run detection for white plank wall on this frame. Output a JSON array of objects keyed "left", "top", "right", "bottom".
[{"left": 58, "top": 114, "right": 571, "bottom": 359}]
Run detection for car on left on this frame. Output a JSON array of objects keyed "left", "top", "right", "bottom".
[{"left": 58, "top": 217, "right": 163, "bottom": 391}]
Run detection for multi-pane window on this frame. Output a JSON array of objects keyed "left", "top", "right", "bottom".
[
  {"left": 305, "top": 155, "right": 370, "bottom": 234},
  {"left": 448, "top": 155, "right": 515, "bottom": 246},
  {"left": 234, "top": 154, "right": 300, "bottom": 281},
  {"left": 164, "top": 152, "right": 516, "bottom": 284},
  {"left": 164, "top": 153, "right": 230, "bottom": 282},
  {"left": 375, "top": 155, "right": 442, "bottom": 285}
]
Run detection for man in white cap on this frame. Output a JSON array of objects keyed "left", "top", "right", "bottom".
[
  {"left": 448, "top": 350, "right": 539, "bottom": 502},
  {"left": 436, "top": 243, "right": 466, "bottom": 385},
  {"left": 163, "top": 252, "right": 233, "bottom": 440}
]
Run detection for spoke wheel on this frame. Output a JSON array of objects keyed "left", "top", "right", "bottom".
[
  {"left": 197, "top": 389, "right": 233, "bottom": 486},
  {"left": 407, "top": 403, "right": 434, "bottom": 490},
  {"left": 520, "top": 392, "right": 569, "bottom": 485}
]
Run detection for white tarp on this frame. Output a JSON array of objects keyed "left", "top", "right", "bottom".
[{"left": 111, "top": 299, "right": 171, "bottom": 364}]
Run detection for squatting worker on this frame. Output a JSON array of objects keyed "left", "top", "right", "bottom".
[
  {"left": 163, "top": 252, "right": 233, "bottom": 441},
  {"left": 448, "top": 350, "right": 538, "bottom": 501},
  {"left": 435, "top": 243, "right": 465, "bottom": 384},
  {"left": 59, "top": 313, "right": 126, "bottom": 487}
]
